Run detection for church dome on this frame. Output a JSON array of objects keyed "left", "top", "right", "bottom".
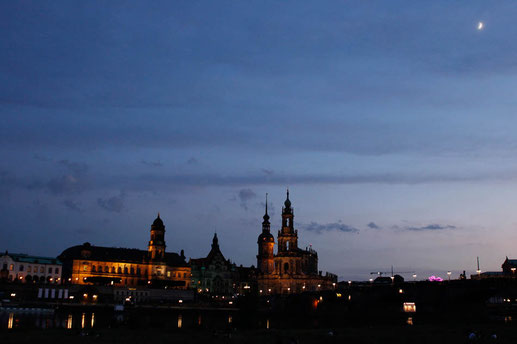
[
  {"left": 258, "top": 231, "right": 274, "bottom": 243},
  {"left": 152, "top": 213, "right": 164, "bottom": 226}
]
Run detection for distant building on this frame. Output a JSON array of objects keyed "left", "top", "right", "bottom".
[
  {"left": 190, "top": 233, "right": 257, "bottom": 295},
  {"left": 502, "top": 257, "right": 517, "bottom": 275},
  {"left": 190, "top": 233, "right": 235, "bottom": 295},
  {"left": 0, "top": 252, "right": 62, "bottom": 284},
  {"left": 58, "top": 214, "right": 191, "bottom": 288},
  {"left": 471, "top": 257, "right": 517, "bottom": 279},
  {"left": 256, "top": 191, "right": 337, "bottom": 293}
]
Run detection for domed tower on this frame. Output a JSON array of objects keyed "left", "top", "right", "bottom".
[
  {"left": 148, "top": 213, "right": 166, "bottom": 260},
  {"left": 257, "top": 194, "right": 275, "bottom": 274},
  {"left": 277, "top": 189, "right": 298, "bottom": 253}
]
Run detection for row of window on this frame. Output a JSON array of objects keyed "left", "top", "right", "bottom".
[
  {"left": 8, "top": 275, "right": 59, "bottom": 283},
  {"left": 88, "top": 265, "right": 188, "bottom": 279},
  {"left": 4, "top": 263, "right": 59, "bottom": 274}
]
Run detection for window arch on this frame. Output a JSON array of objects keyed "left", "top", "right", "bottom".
[
  {"left": 117, "top": 267, "right": 122, "bottom": 274},
  {"left": 284, "top": 262, "right": 289, "bottom": 273},
  {"left": 92, "top": 265, "right": 96, "bottom": 272}
]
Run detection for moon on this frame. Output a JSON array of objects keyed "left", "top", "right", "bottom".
[{"left": 477, "top": 22, "right": 484, "bottom": 30}]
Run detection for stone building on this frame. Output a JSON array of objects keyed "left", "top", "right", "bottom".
[
  {"left": 0, "top": 252, "right": 62, "bottom": 284},
  {"left": 58, "top": 214, "right": 191, "bottom": 288},
  {"left": 257, "top": 191, "right": 337, "bottom": 294},
  {"left": 190, "top": 233, "right": 234, "bottom": 294}
]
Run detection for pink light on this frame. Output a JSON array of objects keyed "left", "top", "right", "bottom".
[{"left": 428, "top": 275, "right": 443, "bottom": 282}]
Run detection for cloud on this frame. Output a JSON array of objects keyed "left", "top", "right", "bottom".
[
  {"left": 405, "top": 224, "right": 456, "bottom": 231},
  {"left": 238, "top": 188, "right": 257, "bottom": 210},
  {"left": 303, "top": 221, "right": 359, "bottom": 234},
  {"left": 47, "top": 175, "right": 88, "bottom": 195},
  {"left": 367, "top": 222, "right": 380, "bottom": 229},
  {"left": 58, "top": 159, "right": 89, "bottom": 175},
  {"left": 63, "top": 199, "right": 82, "bottom": 212},
  {"left": 187, "top": 158, "right": 198, "bottom": 165},
  {"left": 141, "top": 160, "right": 163, "bottom": 167},
  {"left": 97, "top": 192, "right": 126, "bottom": 213},
  {"left": 261, "top": 169, "right": 274, "bottom": 176}
]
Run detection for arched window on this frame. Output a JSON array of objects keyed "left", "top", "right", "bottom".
[
  {"left": 117, "top": 267, "right": 122, "bottom": 274},
  {"left": 130, "top": 267, "right": 134, "bottom": 275},
  {"left": 92, "top": 266, "right": 96, "bottom": 272},
  {"left": 284, "top": 262, "right": 289, "bottom": 273},
  {"left": 286, "top": 241, "right": 289, "bottom": 250},
  {"left": 104, "top": 266, "right": 109, "bottom": 273},
  {"left": 124, "top": 267, "right": 129, "bottom": 274}
]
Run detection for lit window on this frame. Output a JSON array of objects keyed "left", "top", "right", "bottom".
[
  {"left": 167, "top": 271, "right": 171, "bottom": 277},
  {"left": 403, "top": 302, "right": 416, "bottom": 313},
  {"left": 27, "top": 266, "right": 32, "bottom": 273},
  {"left": 9, "top": 264, "right": 14, "bottom": 271}
]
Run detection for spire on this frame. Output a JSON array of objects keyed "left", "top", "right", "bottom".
[
  {"left": 263, "top": 193, "right": 270, "bottom": 223},
  {"left": 157, "top": 212, "right": 160, "bottom": 218},
  {"left": 284, "top": 188, "right": 291, "bottom": 209},
  {"left": 212, "top": 232, "right": 219, "bottom": 247}
]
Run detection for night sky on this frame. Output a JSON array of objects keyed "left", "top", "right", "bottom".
[{"left": 2, "top": 1, "right": 517, "bottom": 281}]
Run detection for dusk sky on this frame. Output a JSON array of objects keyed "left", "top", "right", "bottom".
[{"left": 2, "top": 1, "right": 517, "bottom": 281}]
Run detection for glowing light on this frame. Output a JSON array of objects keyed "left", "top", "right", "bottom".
[
  {"left": 81, "top": 313, "right": 85, "bottom": 329},
  {"left": 10, "top": 293, "right": 16, "bottom": 297},
  {"left": 8, "top": 313, "right": 14, "bottom": 329},
  {"left": 407, "top": 316, "right": 413, "bottom": 325},
  {"left": 336, "top": 293, "right": 342, "bottom": 298},
  {"left": 403, "top": 302, "right": 416, "bottom": 313},
  {"left": 177, "top": 314, "right": 183, "bottom": 328},
  {"left": 67, "top": 314, "right": 73, "bottom": 329},
  {"left": 428, "top": 276, "right": 443, "bottom": 282},
  {"left": 69, "top": 296, "right": 74, "bottom": 300},
  {"left": 91, "top": 313, "right": 95, "bottom": 327},
  {"left": 399, "top": 289, "right": 403, "bottom": 294},
  {"left": 178, "top": 299, "right": 183, "bottom": 303},
  {"left": 229, "top": 301, "right": 233, "bottom": 305},
  {"left": 477, "top": 21, "right": 484, "bottom": 30}
]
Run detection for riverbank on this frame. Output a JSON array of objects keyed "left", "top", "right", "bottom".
[{"left": 2, "top": 324, "right": 517, "bottom": 344}]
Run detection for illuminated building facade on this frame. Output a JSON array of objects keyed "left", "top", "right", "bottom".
[
  {"left": 58, "top": 214, "right": 191, "bottom": 288},
  {"left": 0, "top": 252, "right": 62, "bottom": 284},
  {"left": 257, "top": 191, "right": 337, "bottom": 294}
]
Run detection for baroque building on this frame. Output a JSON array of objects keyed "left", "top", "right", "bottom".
[
  {"left": 0, "top": 252, "right": 62, "bottom": 284},
  {"left": 190, "top": 233, "right": 257, "bottom": 295},
  {"left": 257, "top": 191, "right": 337, "bottom": 294},
  {"left": 58, "top": 214, "right": 191, "bottom": 288}
]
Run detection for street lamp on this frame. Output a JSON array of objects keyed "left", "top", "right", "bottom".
[
  {"left": 447, "top": 271, "right": 452, "bottom": 281},
  {"left": 412, "top": 274, "right": 417, "bottom": 281}
]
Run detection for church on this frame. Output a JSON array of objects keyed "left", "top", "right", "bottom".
[
  {"left": 58, "top": 214, "right": 191, "bottom": 288},
  {"left": 256, "top": 191, "right": 337, "bottom": 294}
]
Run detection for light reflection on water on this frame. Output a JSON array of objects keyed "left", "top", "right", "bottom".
[{"left": 1, "top": 310, "right": 98, "bottom": 330}]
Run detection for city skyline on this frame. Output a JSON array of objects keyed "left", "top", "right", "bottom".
[{"left": 2, "top": 1, "right": 517, "bottom": 280}]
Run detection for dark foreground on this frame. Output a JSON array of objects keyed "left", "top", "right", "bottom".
[{"left": 2, "top": 325, "right": 517, "bottom": 344}]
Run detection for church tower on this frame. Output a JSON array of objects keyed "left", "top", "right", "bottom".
[
  {"left": 257, "top": 194, "right": 275, "bottom": 274},
  {"left": 277, "top": 189, "right": 298, "bottom": 253},
  {"left": 148, "top": 213, "right": 166, "bottom": 260}
]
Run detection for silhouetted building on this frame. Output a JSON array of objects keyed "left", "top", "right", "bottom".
[
  {"left": 257, "top": 191, "right": 337, "bottom": 293},
  {"left": 191, "top": 233, "right": 257, "bottom": 295},
  {"left": 190, "top": 233, "right": 235, "bottom": 295},
  {"left": 58, "top": 214, "right": 191, "bottom": 288}
]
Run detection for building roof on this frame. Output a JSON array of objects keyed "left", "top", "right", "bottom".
[
  {"left": 2, "top": 253, "right": 61, "bottom": 265},
  {"left": 58, "top": 243, "right": 187, "bottom": 267}
]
